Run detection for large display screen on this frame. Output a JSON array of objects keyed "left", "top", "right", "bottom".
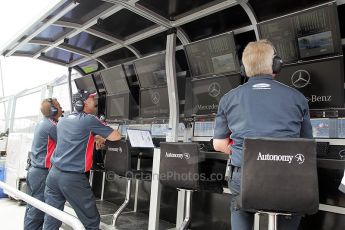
[
  {"left": 140, "top": 87, "right": 169, "bottom": 118},
  {"left": 106, "top": 94, "right": 129, "bottom": 120},
  {"left": 184, "top": 32, "right": 240, "bottom": 78},
  {"left": 133, "top": 53, "right": 167, "bottom": 88},
  {"left": 74, "top": 75, "right": 96, "bottom": 92},
  {"left": 298, "top": 31, "right": 334, "bottom": 58},
  {"left": 189, "top": 75, "right": 241, "bottom": 116},
  {"left": 276, "top": 56, "right": 344, "bottom": 109},
  {"left": 100, "top": 65, "right": 129, "bottom": 95},
  {"left": 258, "top": 3, "right": 342, "bottom": 62}
]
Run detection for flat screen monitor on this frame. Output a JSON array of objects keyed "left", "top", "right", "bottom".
[
  {"left": 276, "top": 56, "right": 344, "bottom": 109},
  {"left": 100, "top": 65, "right": 129, "bottom": 95},
  {"left": 106, "top": 94, "right": 129, "bottom": 120},
  {"left": 140, "top": 87, "right": 169, "bottom": 118},
  {"left": 190, "top": 75, "right": 241, "bottom": 116},
  {"left": 194, "top": 121, "right": 215, "bottom": 137},
  {"left": 74, "top": 75, "right": 96, "bottom": 92},
  {"left": 133, "top": 53, "right": 167, "bottom": 88},
  {"left": 127, "top": 129, "right": 154, "bottom": 148},
  {"left": 258, "top": 3, "right": 341, "bottom": 62},
  {"left": 298, "top": 31, "right": 334, "bottom": 58},
  {"left": 184, "top": 32, "right": 240, "bottom": 78}
]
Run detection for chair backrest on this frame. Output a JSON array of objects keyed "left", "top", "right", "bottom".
[
  {"left": 104, "top": 140, "right": 131, "bottom": 177},
  {"left": 240, "top": 137, "right": 319, "bottom": 215},
  {"left": 160, "top": 142, "right": 200, "bottom": 190}
]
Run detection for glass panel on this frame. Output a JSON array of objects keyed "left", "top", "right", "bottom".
[
  {"left": 0, "top": 102, "right": 6, "bottom": 132},
  {"left": 13, "top": 92, "right": 41, "bottom": 133},
  {"left": 67, "top": 32, "right": 111, "bottom": 53},
  {"left": 249, "top": 0, "right": 330, "bottom": 22},
  {"left": 45, "top": 48, "right": 83, "bottom": 63},
  {"left": 47, "top": 0, "right": 113, "bottom": 24},
  {"left": 15, "top": 44, "right": 44, "bottom": 55},
  {"left": 34, "top": 25, "right": 73, "bottom": 42},
  {"left": 52, "top": 83, "right": 72, "bottom": 115},
  {"left": 132, "top": 32, "right": 167, "bottom": 55},
  {"left": 91, "top": 9, "right": 156, "bottom": 40},
  {"left": 99, "top": 48, "right": 136, "bottom": 67},
  {"left": 181, "top": 5, "right": 251, "bottom": 41},
  {"left": 137, "top": 0, "right": 218, "bottom": 19}
]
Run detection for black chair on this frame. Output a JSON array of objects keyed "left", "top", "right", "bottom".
[
  {"left": 160, "top": 142, "right": 223, "bottom": 230},
  {"left": 240, "top": 137, "right": 319, "bottom": 230},
  {"left": 104, "top": 140, "right": 152, "bottom": 227}
]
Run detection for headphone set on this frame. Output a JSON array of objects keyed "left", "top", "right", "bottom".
[
  {"left": 240, "top": 42, "right": 284, "bottom": 77},
  {"left": 73, "top": 90, "right": 85, "bottom": 112},
  {"left": 47, "top": 98, "right": 58, "bottom": 117}
]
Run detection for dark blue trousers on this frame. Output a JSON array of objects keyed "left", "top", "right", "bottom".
[
  {"left": 24, "top": 167, "right": 49, "bottom": 230},
  {"left": 43, "top": 166, "right": 100, "bottom": 230},
  {"left": 229, "top": 170, "right": 302, "bottom": 230}
]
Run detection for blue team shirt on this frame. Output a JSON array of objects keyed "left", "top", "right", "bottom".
[
  {"left": 51, "top": 112, "right": 113, "bottom": 173},
  {"left": 31, "top": 117, "right": 57, "bottom": 169},
  {"left": 213, "top": 75, "right": 313, "bottom": 167}
]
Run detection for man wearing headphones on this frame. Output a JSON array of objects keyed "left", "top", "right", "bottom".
[
  {"left": 24, "top": 98, "right": 63, "bottom": 230},
  {"left": 43, "top": 90, "right": 121, "bottom": 230},
  {"left": 213, "top": 40, "right": 313, "bottom": 230}
]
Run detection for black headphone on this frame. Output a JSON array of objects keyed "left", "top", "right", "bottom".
[
  {"left": 240, "top": 42, "right": 283, "bottom": 77},
  {"left": 73, "top": 91, "right": 85, "bottom": 112},
  {"left": 47, "top": 98, "right": 58, "bottom": 117}
]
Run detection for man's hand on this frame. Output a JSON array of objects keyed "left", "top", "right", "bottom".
[{"left": 95, "top": 135, "right": 106, "bottom": 150}]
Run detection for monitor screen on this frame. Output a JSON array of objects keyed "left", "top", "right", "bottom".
[
  {"left": 194, "top": 121, "right": 215, "bottom": 137},
  {"left": 127, "top": 129, "right": 154, "bottom": 148},
  {"left": 100, "top": 65, "right": 129, "bottom": 95},
  {"left": 140, "top": 87, "right": 169, "bottom": 118},
  {"left": 298, "top": 31, "right": 334, "bottom": 58},
  {"left": 133, "top": 53, "right": 167, "bottom": 88},
  {"left": 190, "top": 75, "right": 241, "bottom": 116},
  {"left": 184, "top": 32, "right": 240, "bottom": 78},
  {"left": 74, "top": 75, "right": 96, "bottom": 92},
  {"left": 258, "top": 3, "right": 341, "bottom": 63},
  {"left": 276, "top": 56, "right": 344, "bottom": 109},
  {"left": 106, "top": 94, "right": 129, "bottom": 120}
]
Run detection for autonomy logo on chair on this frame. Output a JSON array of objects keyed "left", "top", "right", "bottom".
[{"left": 256, "top": 152, "right": 305, "bottom": 164}]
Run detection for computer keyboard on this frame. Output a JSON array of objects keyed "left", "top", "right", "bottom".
[{"left": 316, "top": 142, "right": 329, "bottom": 157}]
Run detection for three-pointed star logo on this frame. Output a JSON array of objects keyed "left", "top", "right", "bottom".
[
  {"left": 291, "top": 70, "right": 310, "bottom": 88},
  {"left": 208, "top": 82, "right": 221, "bottom": 97},
  {"left": 151, "top": 92, "right": 160, "bottom": 104}
]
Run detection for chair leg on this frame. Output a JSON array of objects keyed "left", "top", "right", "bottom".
[
  {"left": 112, "top": 178, "right": 131, "bottom": 227},
  {"left": 179, "top": 190, "right": 193, "bottom": 230},
  {"left": 268, "top": 213, "right": 278, "bottom": 230},
  {"left": 101, "top": 171, "right": 105, "bottom": 201}
]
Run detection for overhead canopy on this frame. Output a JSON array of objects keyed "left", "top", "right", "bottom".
[{"left": 1, "top": 0, "right": 344, "bottom": 75}]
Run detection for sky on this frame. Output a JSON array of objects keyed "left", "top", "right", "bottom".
[{"left": 0, "top": 0, "right": 69, "bottom": 97}]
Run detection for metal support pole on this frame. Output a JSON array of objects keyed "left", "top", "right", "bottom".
[
  {"left": 112, "top": 178, "right": 131, "bottom": 226},
  {"left": 148, "top": 148, "right": 162, "bottom": 230},
  {"left": 179, "top": 190, "right": 193, "bottom": 230},
  {"left": 165, "top": 29, "right": 179, "bottom": 142},
  {"left": 0, "top": 181, "right": 85, "bottom": 230},
  {"left": 67, "top": 67, "right": 73, "bottom": 112}
]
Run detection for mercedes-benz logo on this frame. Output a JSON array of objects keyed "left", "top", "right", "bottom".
[
  {"left": 291, "top": 70, "right": 310, "bottom": 88},
  {"left": 151, "top": 92, "right": 160, "bottom": 104},
  {"left": 208, "top": 82, "right": 221, "bottom": 97}
]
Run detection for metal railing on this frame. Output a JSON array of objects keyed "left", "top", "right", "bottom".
[{"left": 0, "top": 181, "right": 85, "bottom": 230}]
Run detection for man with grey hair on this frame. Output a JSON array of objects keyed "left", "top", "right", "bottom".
[{"left": 213, "top": 40, "right": 313, "bottom": 230}]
